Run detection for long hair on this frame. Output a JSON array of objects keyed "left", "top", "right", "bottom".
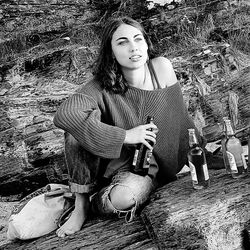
[{"left": 93, "top": 16, "right": 156, "bottom": 94}]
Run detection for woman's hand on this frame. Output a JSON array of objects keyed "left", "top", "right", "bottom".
[{"left": 124, "top": 124, "right": 158, "bottom": 150}]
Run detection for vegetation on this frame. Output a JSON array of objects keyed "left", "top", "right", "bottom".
[
  {"left": 89, "top": 0, "right": 250, "bottom": 58},
  {"left": 1, "top": 1, "right": 250, "bottom": 68}
]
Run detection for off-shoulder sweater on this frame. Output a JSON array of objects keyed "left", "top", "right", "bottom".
[{"left": 53, "top": 76, "right": 199, "bottom": 185}]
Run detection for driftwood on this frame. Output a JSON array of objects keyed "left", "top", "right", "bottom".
[
  {"left": 1, "top": 217, "right": 156, "bottom": 250},
  {"left": 1, "top": 169, "right": 250, "bottom": 250},
  {"left": 142, "top": 169, "right": 250, "bottom": 250},
  {"left": 1, "top": 207, "right": 156, "bottom": 249}
]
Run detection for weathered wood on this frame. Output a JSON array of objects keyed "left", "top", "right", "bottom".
[
  {"left": 1, "top": 169, "right": 249, "bottom": 249},
  {"left": 0, "top": 216, "right": 157, "bottom": 250},
  {"left": 141, "top": 169, "right": 250, "bottom": 250}
]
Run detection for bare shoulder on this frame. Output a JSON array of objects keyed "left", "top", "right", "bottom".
[
  {"left": 152, "top": 56, "right": 171, "bottom": 68},
  {"left": 151, "top": 57, "right": 177, "bottom": 88}
]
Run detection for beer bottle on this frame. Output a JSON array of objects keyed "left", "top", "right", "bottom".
[
  {"left": 188, "top": 128, "right": 210, "bottom": 189},
  {"left": 132, "top": 116, "right": 155, "bottom": 176},
  {"left": 224, "top": 119, "right": 248, "bottom": 178},
  {"left": 221, "top": 117, "right": 231, "bottom": 174}
]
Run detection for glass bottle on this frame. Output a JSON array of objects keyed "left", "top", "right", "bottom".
[
  {"left": 132, "top": 116, "right": 155, "bottom": 176},
  {"left": 188, "top": 128, "right": 210, "bottom": 189},
  {"left": 224, "top": 119, "right": 248, "bottom": 178},
  {"left": 221, "top": 117, "right": 231, "bottom": 174}
]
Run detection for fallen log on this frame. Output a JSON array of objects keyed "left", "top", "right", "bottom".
[
  {"left": 142, "top": 169, "right": 250, "bottom": 250},
  {"left": 1, "top": 169, "right": 249, "bottom": 250},
  {"left": 1, "top": 216, "right": 156, "bottom": 250}
]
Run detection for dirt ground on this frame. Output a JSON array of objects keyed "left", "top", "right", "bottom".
[{"left": 0, "top": 202, "right": 17, "bottom": 246}]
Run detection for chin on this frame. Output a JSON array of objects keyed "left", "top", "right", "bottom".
[{"left": 130, "top": 59, "right": 147, "bottom": 67}]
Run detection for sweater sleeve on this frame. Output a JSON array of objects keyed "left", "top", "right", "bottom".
[{"left": 53, "top": 93, "right": 126, "bottom": 159}]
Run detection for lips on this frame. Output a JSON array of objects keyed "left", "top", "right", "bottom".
[{"left": 129, "top": 55, "right": 142, "bottom": 61}]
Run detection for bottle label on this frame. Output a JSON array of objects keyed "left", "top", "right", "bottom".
[
  {"left": 226, "top": 151, "right": 238, "bottom": 172},
  {"left": 241, "top": 153, "right": 248, "bottom": 169},
  {"left": 189, "top": 161, "right": 198, "bottom": 184},
  {"left": 143, "top": 149, "right": 152, "bottom": 169},
  {"left": 203, "top": 164, "right": 209, "bottom": 181},
  {"left": 132, "top": 149, "right": 139, "bottom": 166}
]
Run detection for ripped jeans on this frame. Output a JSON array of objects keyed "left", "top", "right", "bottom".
[
  {"left": 64, "top": 132, "right": 157, "bottom": 222},
  {"left": 91, "top": 172, "right": 154, "bottom": 222}
]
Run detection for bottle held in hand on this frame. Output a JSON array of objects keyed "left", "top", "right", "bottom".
[
  {"left": 132, "top": 116, "right": 155, "bottom": 176},
  {"left": 224, "top": 119, "right": 248, "bottom": 179},
  {"left": 188, "top": 128, "right": 210, "bottom": 190}
]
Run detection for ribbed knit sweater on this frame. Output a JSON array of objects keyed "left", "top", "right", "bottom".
[{"left": 53, "top": 78, "right": 198, "bottom": 185}]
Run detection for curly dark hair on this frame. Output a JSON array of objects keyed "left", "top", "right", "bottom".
[{"left": 93, "top": 16, "right": 156, "bottom": 94}]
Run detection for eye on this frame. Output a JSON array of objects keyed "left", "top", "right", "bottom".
[
  {"left": 117, "top": 40, "right": 127, "bottom": 45},
  {"left": 135, "top": 37, "right": 143, "bottom": 41}
]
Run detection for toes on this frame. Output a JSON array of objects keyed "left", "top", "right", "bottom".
[
  {"left": 64, "top": 229, "right": 75, "bottom": 235},
  {"left": 56, "top": 227, "right": 76, "bottom": 237},
  {"left": 56, "top": 228, "right": 66, "bottom": 238}
]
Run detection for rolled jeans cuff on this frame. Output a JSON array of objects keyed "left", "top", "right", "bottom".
[{"left": 69, "top": 181, "right": 97, "bottom": 194}]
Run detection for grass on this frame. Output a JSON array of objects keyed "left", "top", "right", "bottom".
[
  {"left": 151, "top": 2, "right": 250, "bottom": 58},
  {"left": 1, "top": 1, "right": 249, "bottom": 77}
]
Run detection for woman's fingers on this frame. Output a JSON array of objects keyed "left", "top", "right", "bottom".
[
  {"left": 146, "top": 130, "right": 157, "bottom": 139},
  {"left": 124, "top": 124, "right": 158, "bottom": 145},
  {"left": 144, "top": 123, "right": 158, "bottom": 131},
  {"left": 143, "top": 140, "right": 154, "bottom": 151},
  {"left": 144, "top": 135, "right": 156, "bottom": 148}
]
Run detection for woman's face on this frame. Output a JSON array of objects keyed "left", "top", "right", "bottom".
[{"left": 111, "top": 24, "right": 148, "bottom": 71}]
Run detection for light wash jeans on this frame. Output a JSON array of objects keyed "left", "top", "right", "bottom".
[
  {"left": 91, "top": 171, "right": 155, "bottom": 222},
  {"left": 64, "top": 132, "right": 157, "bottom": 222}
]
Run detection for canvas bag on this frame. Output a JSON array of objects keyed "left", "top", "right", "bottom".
[{"left": 7, "top": 183, "right": 74, "bottom": 240}]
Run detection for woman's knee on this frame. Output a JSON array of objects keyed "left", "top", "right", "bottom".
[
  {"left": 64, "top": 132, "right": 83, "bottom": 158},
  {"left": 109, "top": 185, "right": 135, "bottom": 210}
]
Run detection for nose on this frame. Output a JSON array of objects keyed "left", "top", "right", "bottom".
[{"left": 130, "top": 42, "right": 138, "bottom": 52}]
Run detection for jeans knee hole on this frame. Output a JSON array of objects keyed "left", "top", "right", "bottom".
[{"left": 109, "top": 185, "right": 135, "bottom": 210}]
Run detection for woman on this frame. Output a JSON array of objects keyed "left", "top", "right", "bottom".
[{"left": 53, "top": 16, "right": 202, "bottom": 237}]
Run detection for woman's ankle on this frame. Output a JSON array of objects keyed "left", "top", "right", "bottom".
[{"left": 75, "top": 193, "right": 90, "bottom": 210}]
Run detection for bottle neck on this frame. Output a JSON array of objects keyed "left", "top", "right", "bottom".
[
  {"left": 222, "top": 118, "right": 227, "bottom": 136},
  {"left": 146, "top": 116, "right": 154, "bottom": 124},
  {"left": 224, "top": 120, "right": 235, "bottom": 137},
  {"left": 146, "top": 116, "right": 154, "bottom": 131},
  {"left": 188, "top": 129, "right": 198, "bottom": 148}
]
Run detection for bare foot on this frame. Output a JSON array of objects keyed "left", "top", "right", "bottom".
[{"left": 56, "top": 193, "right": 89, "bottom": 237}]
